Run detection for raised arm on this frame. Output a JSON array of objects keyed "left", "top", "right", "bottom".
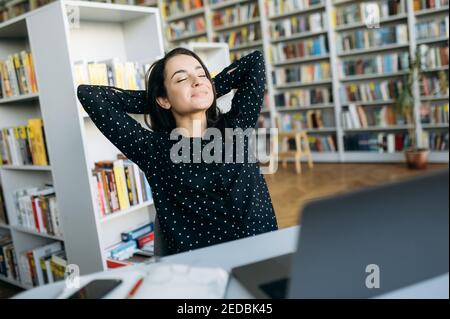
[
  {"left": 77, "top": 85, "right": 154, "bottom": 167},
  {"left": 213, "top": 50, "right": 266, "bottom": 129}
]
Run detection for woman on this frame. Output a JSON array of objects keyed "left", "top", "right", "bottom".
[{"left": 77, "top": 48, "right": 278, "bottom": 255}]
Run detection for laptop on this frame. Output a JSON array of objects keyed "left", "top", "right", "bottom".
[{"left": 232, "top": 169, "right": 449, "bottom": 298}]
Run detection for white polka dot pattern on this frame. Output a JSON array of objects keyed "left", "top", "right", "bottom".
[{"left": 77, "top": 50, "right": 278, "bottom": 254}]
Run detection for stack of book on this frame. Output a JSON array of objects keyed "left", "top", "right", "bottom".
[
  {"left": 339, "top": 52, "right": 409, "bottom": 77},
  {"left": 212, "top": 1, "right": 259, "bottom": 28},
  {"left": 0, "top": 234, "right": 19, "bottom": 281},
  {"left": 169, "top": 16, "right": 206, "bottom": 40},
  {"left": 0, "top": 0, "right": 52, "bottom": 23},
  {"left": 334, "top": 0, "right": 405, "bottom": 26},
  {"left": 213, "top": 24, "right": 261, "bottom": 48},
  {"left": 91, "top": 156, "right": 153, "bottom": 218},
  {"left": 270, "top": 11, "right": 325, "bottom": 39},
  {"left": 341, "top": 104, "right": 408, "bottom": 129},
  {"left": 340, "top": 79, "right": 405, "bottom": 104},
  {"left": 0, "top": 51, "right": 38, "bottom": 99},
  {"left": 422, "top": 131, "right": 449, "bottom": 151},
  {"left": 161, "top": 0, "right": 204, "bottom": 17},
  {"left": 307, "top": 135, "right": 337, "bottom": 152},
  {"left": 413, "top": 0, "right": 449, "bottom": 11},
  {"left": 420, "top": 103, "right": 449, "bottom": 124},
  {"left": 267, "top": 0, "right": 323, "bottom": 16},
  {"left": 415, "top": 16, "right": 449, "bottom": 40},
  {"left": 271, "top": 35, "right": 328, "bottom": 63},
  {"left": 279, "top": 109, "right": 335, "bottom": 131},
  {"left": 420, "top": 73, "right": 449, "bottom": 97},
  {"left": 20, "top": 242, "right": 67, "bottom": 287},
  {"left": 344, "top": 133, "right": 411, "bottom": 152},
  {"left": 73, "top": 58, "right": 152, "bottom": 90},
  {"left": 338, "top": 25, "right": 408, "bottom": 53},
  {"left": 0, "top": 118, "right": 50, "bottom": 166},
  {"left": 13, "top": 185, "right": 63, "bottom": 237},
  {"left": 275, "top": 87, "right": 332, "bottom": 107},
  {"left": 419, "top": 44, "right": 449, "bottom": 69},
  {"left": 272, "top": 61, "right": 331, "bottom": 85},
  {"left": 106, "top": 222, "right": 155, "bottom": 264}
]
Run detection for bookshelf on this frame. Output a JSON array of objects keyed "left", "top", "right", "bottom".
[
  {"left": 2, "top": 2, "right": 446, "bottom": 163},
  {"left": 0, "top": 1, "right": 159, "bottom": 24},
  {"left": 259, "top": 0, "right": 448, "bottom": 163},
  {"left": 413, "top": 0, "right": 449, "bottom": 162},
  {"left": 0, "top": 0, "right": 165, "bottom": 289},
  {"left": 155, "top": 0, "right": 448, "bottom": 163}
]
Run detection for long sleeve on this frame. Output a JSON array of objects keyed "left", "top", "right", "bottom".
[
  {"left": 213, "top": 50, "right": 266, "bottom": 129},
  {"left": 77, "top": 85, "right": 154, "bottom": 167}
]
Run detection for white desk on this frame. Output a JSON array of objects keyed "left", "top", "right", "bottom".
[
  {"left": 13, "top": 224, "right": 449, "bottom": 299},
  {"left": 14, "top": 226, "right": 299, "bottom": 299}
]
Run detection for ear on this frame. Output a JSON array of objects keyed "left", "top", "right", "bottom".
[{"left": 156, "top": 96, "right": 171, "bottom": 110}]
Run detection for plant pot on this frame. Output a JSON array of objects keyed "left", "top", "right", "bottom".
[{"left": 404, "top": 148, "right": 429, "bottom": 170}]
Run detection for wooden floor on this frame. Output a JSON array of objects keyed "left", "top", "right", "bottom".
[
  {"left": 0, "top": 162, "right": 447, "bottom": 298},
  {"left": 265, "top": 162, "right": 447, "bottom": 228}
]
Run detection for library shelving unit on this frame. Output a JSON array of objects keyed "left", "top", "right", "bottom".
[
  {"left": 264, "top": 0, "right": 340, "bottom": 162},
  {"left": 156, "top": 0, "right": 448, "bottom": 163},
  {"left": 0, "top": 0, "right": 165, "bottom": 289},
  {"left": 1, "top": 1, "right": 449, "bottom": 163},
  {"left": 412, "top": 0, "right": 449, "bottom": 163},
  {"left": 0, "top": 1, "right": 158, "bottom": 25},
  {"left": 156, "top": 0, "right": 264, "bottom": 60},
  {"left": 260, "top": 0, "right": 448, "bottom": 163}
]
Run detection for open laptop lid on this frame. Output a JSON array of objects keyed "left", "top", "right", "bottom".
[{"left": 289, "top": 169, "right": 449, "bottom": 298}]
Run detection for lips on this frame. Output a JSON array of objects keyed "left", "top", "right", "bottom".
[{"left": 191, "top": 91, "right": 208, "bottom": 97}]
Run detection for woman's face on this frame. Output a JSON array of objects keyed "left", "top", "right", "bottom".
[{"left": 156, "top": 54, "right": 214, "bottom": 115}]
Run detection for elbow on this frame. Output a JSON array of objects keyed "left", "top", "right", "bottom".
[{"left": 76, "top": 84, "right": 91, "bottom": 100}]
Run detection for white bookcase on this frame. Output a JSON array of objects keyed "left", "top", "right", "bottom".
[
  {"left": 0, "top": 1, "right": 248, "bottom": 290},
  {"left": 0, "top": 0, "right": 166, "bottom": 289}
]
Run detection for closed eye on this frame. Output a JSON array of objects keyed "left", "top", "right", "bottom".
[{"left": 177, "top": 75, "right": 207, "bottom": 83}]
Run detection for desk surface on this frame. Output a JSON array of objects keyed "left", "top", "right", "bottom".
[{"left": 15, "top": 226, "right": 299, "bottom": 299}]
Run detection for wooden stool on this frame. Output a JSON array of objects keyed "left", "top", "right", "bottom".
[{"left": 275, "top": 130, "right": 314, "bottom": 174}]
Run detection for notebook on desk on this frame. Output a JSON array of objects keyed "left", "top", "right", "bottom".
[{"left": 232, "top": 169, "right": 449, "bottom": 299}]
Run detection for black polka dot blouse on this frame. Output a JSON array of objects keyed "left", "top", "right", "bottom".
[{"left": 77, "top": 50, "right": 278, "bottom": 254}]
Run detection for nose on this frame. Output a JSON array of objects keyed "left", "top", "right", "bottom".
[{"left": 192, "top": 74, "right": 204, "bottom": 87}]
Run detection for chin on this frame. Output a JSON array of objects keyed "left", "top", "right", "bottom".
[{"left": 191, "top": 99, "right": 213, "bottom": 110}]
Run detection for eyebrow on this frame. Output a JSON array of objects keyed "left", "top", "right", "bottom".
[{"left": 171, "top": 66, "right": 204, "bottom": 79}]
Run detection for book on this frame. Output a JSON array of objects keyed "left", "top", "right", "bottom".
[{"left": 121, "top": 222, "right": 154, "bottom": 242}]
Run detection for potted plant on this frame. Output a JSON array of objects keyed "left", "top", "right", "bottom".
[{"left": 393, "top": 49, "right": 448, "bottom": 169}]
